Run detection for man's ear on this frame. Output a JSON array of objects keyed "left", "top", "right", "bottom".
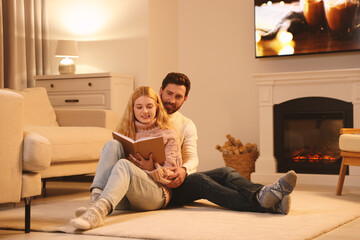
[
  {"left": 159, "top": 87, "right": 163, "bottom": 96},
  {"left": 184, "top": 95, "right": 188, "bottom": 102}
]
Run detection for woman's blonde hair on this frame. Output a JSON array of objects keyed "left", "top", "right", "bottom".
[{"left": 116, "top": 86, "right": 171, "bottom": 139}]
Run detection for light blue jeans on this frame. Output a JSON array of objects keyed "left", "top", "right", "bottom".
[{"left": 91, "top": 139, "right": 165, "bottom": 212}]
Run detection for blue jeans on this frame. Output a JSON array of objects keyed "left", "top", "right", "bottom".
[
  {"left": 91, "top": 139, "right": 165, "bottom": 212},
  {"left": 170, "top": 167, "right": 266, "bottom": 212}
]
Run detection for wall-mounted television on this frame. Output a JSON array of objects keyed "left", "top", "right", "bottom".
[{"left": 255, "top": 0, "right": 360, "bottom": 58}]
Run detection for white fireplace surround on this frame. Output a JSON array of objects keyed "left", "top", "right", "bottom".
[{"left": 251, "top": 68, "right": 360, "bottom": 186}]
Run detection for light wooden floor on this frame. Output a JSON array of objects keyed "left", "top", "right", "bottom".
[{"left": 0, "top": 180, "right": 359, "bottom": 240}]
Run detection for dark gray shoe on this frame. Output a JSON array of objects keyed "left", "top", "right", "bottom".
[
  {"left": 273, "top": 195, "right": 291, "bottom": 215},
  {"left": 257, "top": 170, "right": 297, "bottom": 208}
]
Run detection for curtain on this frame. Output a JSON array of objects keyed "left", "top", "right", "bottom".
[{"left": 0, "top": 0, "right": 50, "bottom": 90}]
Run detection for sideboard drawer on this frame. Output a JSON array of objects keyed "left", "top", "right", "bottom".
[
  {"left": 34, "top": 73, "right": 134, "bottom": 117},
  {"left": 48, "top": 92, "right": 110, "bottom": 109},
  {"left": 36, "top": 78, "right": 111, "bottom": 92}
]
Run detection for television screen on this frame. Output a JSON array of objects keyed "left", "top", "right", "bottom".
[{"left": 255, "top": 0, "right": 360, "bottom": 58}]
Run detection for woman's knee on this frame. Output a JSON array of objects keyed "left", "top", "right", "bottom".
[
  {"left": 103, "top": 139, "right": 124, "bottom": 158},
  {"left": 103, "top": 139, "right": 119, "bottom": 152},
  {"left": 116, "top": 158, "right": 131, "bottom": 169},
  {"left": 112, "top": 159, "right": 130, "bottom": 175},
  {"left": 115, "top": 159, "right": 145, "bottom": 178}
]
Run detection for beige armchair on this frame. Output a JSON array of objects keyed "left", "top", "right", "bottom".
[
  {"left": 0, "top": 87, "right": 119, "bottom": 232},
  {"left": 336, "top": 128, "right": 360, "bottom": 195}
]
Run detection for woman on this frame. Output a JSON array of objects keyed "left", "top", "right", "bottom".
[{"left": 71, "top": 86, "right": 182, "bottom": 230}]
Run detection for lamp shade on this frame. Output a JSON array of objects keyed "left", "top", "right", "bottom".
[{"left": 55, "top": 40, "right": 79, "bottom": 58}]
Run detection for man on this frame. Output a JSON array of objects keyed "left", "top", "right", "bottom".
[
  {"left": 159, "top": 72, "right": 198, "bottom": 188},
  {"left": 159, "top": 72, "right": 297, "bottom": 214}
]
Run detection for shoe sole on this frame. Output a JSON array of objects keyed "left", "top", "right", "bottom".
[
  {"left": 279, "top": 195, "right": 291, "bottom": 215},
  {"left": 259, "top": 170, "right": 297, "bottom": 208}
]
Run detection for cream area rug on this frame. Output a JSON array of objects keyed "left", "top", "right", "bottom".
[{"left": 1, "top": 188, "right": 360, "bottom": 240}]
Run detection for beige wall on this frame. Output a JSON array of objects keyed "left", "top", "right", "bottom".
[
  {"left": 148, "top": 0, "right": 178, "bottom": 91},
  {"left": 47, "top": 0, "right": 360, "bottom": 171},
  {"left": 47, "top": 0, "right": 149, "bottom": 86},
  {"left": 175, "top": 0, "right": 360, "bottom": 171}
]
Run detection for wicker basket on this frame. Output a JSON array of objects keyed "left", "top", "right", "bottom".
[{"left": 222, "top": 151, "right": 258, "bottom": 180}]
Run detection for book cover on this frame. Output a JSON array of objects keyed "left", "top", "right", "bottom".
[{"left": 112, "top": 132, "right": 166, "bottom": 164}]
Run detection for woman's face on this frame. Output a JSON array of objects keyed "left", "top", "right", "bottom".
[{"left": 133, "top": 96, "right": 157, "bottom": 124}]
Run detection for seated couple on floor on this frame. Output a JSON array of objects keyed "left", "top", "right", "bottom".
[{"left": 70, "top": 73, "right": 297, "bottom": 230}]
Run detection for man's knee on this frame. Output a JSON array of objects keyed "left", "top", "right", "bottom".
[
  {"left": 223, "top": 167, "right": 246, "bottom": 179},
  {"left": 223, "top": 167, "right": 237, "bottom": 174},
  {"left": 213, "top": 167, "right": 238, "bottom": 176},
  {"left": 187, "top": 172, "right": 210, "bottom": 185}
]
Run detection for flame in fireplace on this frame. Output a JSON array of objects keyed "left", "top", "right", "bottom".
[{"left": 291, "top": 147, "right": 339, "bottom": 163}]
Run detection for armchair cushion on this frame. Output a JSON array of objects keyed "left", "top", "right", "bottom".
[
  {"left": 10, "top": 87, "right": 58, "bottom": 127},
  {"left": 55, "top": 109, "right": 119, "bottom": 130},
  {"left": 339, "top": 134, "right": 360, "bottom": 153},
  {"left": 23, "top": 132, "right": 52, "bottom": 172},
  {"left": 24, "top": 126, "right": 113, "bottom": 163}
]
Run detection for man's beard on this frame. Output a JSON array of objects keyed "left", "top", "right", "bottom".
[
  {"left": 161, "top": 93, "right": 182, "bottom": 114},
  {"left": 163, "top": 101, "right": 179, "bottom": 114}
]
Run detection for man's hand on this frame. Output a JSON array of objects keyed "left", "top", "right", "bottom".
[
  {"left": 166, "top": 167, "right": 187, "bottom": 188},
  {"left": 129, "top": 153, "right": 155, "bottom": 171}
]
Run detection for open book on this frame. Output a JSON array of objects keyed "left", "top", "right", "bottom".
[{"left": 112, "top": 132, "right": 166, "bottom": 165}]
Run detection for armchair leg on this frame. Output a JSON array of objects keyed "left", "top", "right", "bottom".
[
  {"left": 336, "top": 160, "right": 347, "bottom": 196},
  {"left": 25, "top": 197, "right": 32, "bottom": 233},
  {"left": 42, "top": 180, "right": 47, "bottom": 197}
]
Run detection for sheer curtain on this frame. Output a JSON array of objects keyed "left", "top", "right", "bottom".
[{"left": 0, "top": 0, "right": 50, "bottom": 90}]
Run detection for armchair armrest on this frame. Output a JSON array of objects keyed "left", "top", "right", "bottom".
[
  {"left": 0, "top": 90, "right": 24, "bottom": 203},
  {"left": 340, "top": 128, "right": 360, "bottom": 134},
  {"left": 55, "top": 109, "right": 119, "bottom": 130}
]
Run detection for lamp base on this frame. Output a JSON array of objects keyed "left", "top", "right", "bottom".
[
  {"left": 58, "top": 58, "right": 76, "bottom": 74},
  {"left": 59, "top": 64, "right": 75, "bottom": 75}
]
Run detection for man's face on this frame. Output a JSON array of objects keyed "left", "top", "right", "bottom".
[{"left": 160, "top": 83, "right": 188, "bottom": 114}]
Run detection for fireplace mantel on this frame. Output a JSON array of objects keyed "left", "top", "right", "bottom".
[{"left": 251, "top": 68, "right": 360, "bottom": 186}]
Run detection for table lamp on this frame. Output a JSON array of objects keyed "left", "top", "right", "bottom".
[{"left": 55, "top": 40, "right": 79, "bottom": 74}]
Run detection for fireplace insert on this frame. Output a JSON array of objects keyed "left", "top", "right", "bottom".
[{"left": 274, "top": 97, "right": 353, "bottom": 174}]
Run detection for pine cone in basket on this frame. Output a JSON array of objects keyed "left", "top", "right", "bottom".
[
  {"left": 215, "top": 134, "right": 258, "bottom": 156},
  {"left": 216, "top": 134, "right": 259, "bottom": 180}
]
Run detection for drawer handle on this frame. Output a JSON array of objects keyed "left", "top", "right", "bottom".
[
  {"left": 88, "top": 82, "right": 92, "bottom": 87},
  {"left": 65, "top": 99, "right": 79, "bottom": 103},
  {"left": 50, "top": 84, "right": 54, "bottom": 88}
]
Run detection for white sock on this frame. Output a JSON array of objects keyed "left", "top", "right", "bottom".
[{"left": 92, "top": 187, "right": 103, "bottom": 195}]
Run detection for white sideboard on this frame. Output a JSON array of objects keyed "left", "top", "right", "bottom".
[{"left": 34, "top": 73, "right": 134, "bottom": 118}]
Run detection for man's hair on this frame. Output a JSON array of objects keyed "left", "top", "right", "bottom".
[{"left": 161, "top": 72, "right": 191, "bottom": 97}]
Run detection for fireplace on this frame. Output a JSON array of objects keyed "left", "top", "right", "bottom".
[
  {"left": 252, "top": 68, "right": 360, "bottom": 186},
  {"left": 274, "top": 97, "right": 353, "bottom": 174}
]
